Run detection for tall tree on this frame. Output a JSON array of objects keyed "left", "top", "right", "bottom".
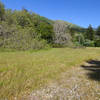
[
  {"left": 86, "top": 24, "right": 94, "bottom": 40},
  {"left": 0, "top": 1, "right": 5, "bottom": 21},
  {"left": 96, "top": 26, "right": 100, "bottom": 36}
]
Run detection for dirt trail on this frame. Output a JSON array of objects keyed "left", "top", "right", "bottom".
[{"left": 26, "top": 60, "right": 100, "bottom": 100}]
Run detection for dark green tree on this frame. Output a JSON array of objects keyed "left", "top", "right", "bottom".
[
  {"left": 96, "top": 26, "right": 100, "bottom": 36},
  {"left": 70, "top": 28, "right": 75, "bottom": 38},
  {"left": 37, "top": 21, "right": 54, "bottom": 43},
  {"left": 0, "top": 1, "right": 5, "bottom": 21},
  {"left": 86, "top": 24, "right": 95, "bottom": 40}
]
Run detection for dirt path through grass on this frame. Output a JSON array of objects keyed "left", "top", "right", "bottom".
[{"left": 26, "top": 60, "right": 100, "bottom": 100}]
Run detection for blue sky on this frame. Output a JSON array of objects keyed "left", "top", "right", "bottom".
[{"left": 1, "top": 0, "right": 100, "bottom": 28}]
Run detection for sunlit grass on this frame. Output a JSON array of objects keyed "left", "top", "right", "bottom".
[{"left": 0, "top": 47, "right": 100, "bottom": 99}]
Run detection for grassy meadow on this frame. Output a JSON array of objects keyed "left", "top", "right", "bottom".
[{"left": 0, "top": 47, "right": 100, "bottom": 99}]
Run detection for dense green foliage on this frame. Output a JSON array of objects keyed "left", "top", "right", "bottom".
[
  {"left": 0, "top": 1, "right": 5, "bottom": 21},
  {"left": 96, "top": 26, "right": 100, "bottom": 36},
  {"left": 73, "top": 24, "right": 100, "bottom": 47},
  {"left": 0, "top": 1, "right": 100, "bottom": 50},
  {"left": 0, "top": 2, "right": 55, "bottom": 50},
  {"left": 85, "top": 25, "right": 95, "bottom": 41}
]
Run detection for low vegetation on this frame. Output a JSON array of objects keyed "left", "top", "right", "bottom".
[{"left": 0, "top": 47, "right": 100, "bottom": 99}]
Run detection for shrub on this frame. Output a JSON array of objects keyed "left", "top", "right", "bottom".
[
  {"left": 95, "top": 39, "right": 100, "bottom": 47},
  {"left": 83, "top": 39, "right": 95, "bottom": 47},
  {"left": 2, "top": 26, "right": 49, "bottom": 50},
  {"left": 30, "top": 39, "right": 50, "bottom": 50},
  {"left": 74, "top": 33, "right": 85, "bottom": 45}
]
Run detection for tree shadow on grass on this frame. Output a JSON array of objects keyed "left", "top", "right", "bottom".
[{"left": 81, "top": 60, "right": 100, "bottom": 81}]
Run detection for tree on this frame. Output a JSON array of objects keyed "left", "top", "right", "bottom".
[
  {"left": 53, "top": 21, "right": 71, "bottom": 46},
  {"left": 96, "top": 26, "right": 100, "bottom": 36},
  {"left": 70, "top": 28, "right": 75, "bottom": 37},
  {"left": 22, "top": 7, "right": 28, "bottom": 12},
  {"left": 75, "top": 33, "right": 85, "bottom": 45},
  {"left": 0, "top": 1, "right": 5, "bottom": 21},
  {"left": 16, "top": 12, "right": 30, "bottom": 27},
  {"left": 36, "top": 22, "right": 54, "bottom": 43},
  {"left": 86, "top": 24, "right": 95, "bottom": 40}
]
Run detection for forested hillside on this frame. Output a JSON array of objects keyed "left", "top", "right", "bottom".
[{"left": 0, "top": 1, "right": 100, "bottom": 50}]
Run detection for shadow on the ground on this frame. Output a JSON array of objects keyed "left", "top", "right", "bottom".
[{"left": 81, "top": 60, "right": 100, "bottom": 81}]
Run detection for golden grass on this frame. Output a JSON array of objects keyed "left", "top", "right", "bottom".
[{"left": 0, "top": 47, "right": 100, "bottom": 99}]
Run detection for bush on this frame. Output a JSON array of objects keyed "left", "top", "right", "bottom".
[
  {"left": 2, "top": 29, "right": 49, "bottom": 50},
  {"left": 0, "top": 23, "right": 49, "bottom": 50},
  {"left": 30, "top": 39, "right": 50, "bottom": 50},
  {"left": 3, "top": 37, "right": 49, "bottom": 50},
  {"left": 74, "top": 42, "right": 82, "bottom": 47},
  {"left": 74, "top": 33, "right": 85, "bottom": 46},
  {"left": 95, "top": 39, "right": 100, "bottom": 47},
  {"left": 83, "top": 39, "right": 95, "bottom": 47}
]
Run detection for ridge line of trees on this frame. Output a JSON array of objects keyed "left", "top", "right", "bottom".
[{"left": 0, "top": 1, "right": 100, "bottom": 50}]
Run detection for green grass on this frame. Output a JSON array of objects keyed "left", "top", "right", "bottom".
[{"left": 0, "top": 47, "right": 100, "bottom": 99}]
